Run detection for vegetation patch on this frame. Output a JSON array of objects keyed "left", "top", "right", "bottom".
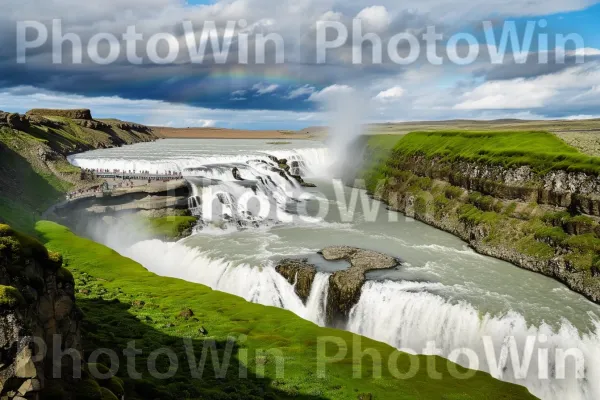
[
  {"left": 0, "top": 285, "right": 24, "bottom": 308},
  {"left": 144, "top": 216, "right": 197, "bottom": 240},
  {"left": 389, "top": 130, "right": 600, "bottom": 174}
]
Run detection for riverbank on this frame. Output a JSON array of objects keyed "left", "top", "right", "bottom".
[{"left": 359, "top": 131, "right": 600, "bottom": 304}]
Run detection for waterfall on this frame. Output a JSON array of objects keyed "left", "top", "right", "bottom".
[
  {"left": 122, "top": 239, "right": 330, "bottom": 326},
  {"left": 347, "top": 280, "right": 600, "bottom": 400},
  {"left": 67, "top": 146, "right": 330, "bottom": 177}
]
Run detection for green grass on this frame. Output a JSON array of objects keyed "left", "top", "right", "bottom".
[
  {"left": 388, "top": 131, "right": 600, "bottom": 174},
  {"left": 144, "top": 216, "right": 197, "bottom": 240},
  {"left": 35, "top": 221, "right": 536, "bottom": 400}
]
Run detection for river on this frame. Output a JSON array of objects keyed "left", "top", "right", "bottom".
[{"left": 69, "top": 138, "right": 600, "bottom": 400}]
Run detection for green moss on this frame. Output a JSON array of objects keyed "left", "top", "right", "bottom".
[
  {"left": 503, "top": 202, "right": 517, "bottom": 216},
  {"left": 46, "top": 251, "right": 63, "bottom": 269},
  {"left": 542, "top": 211, "right": 571, "bottom": 226},
  {"left": 517, "top": 237, "right": 555, "bottom": 259},
  {"left": 145, "top": 216, "right": 197, "bottom": 239},
  {"left": 57, "top": 266, "right": 74, "bottom": 283},
  {"left": 534, "top": 226, "right": 568, "bottom": 245},
  {"left": 458, "top": 204, "right": 501, "bottom": 226},
  {"left": 99, "top": 388, "right": 119, "bottom": 400},
  {"left": 414, "top": 194, "right": 428, "bottom": 215},
  {"left": 0, "top": 285, "right": 24, "bottom": 308},
  {"left": 565, "top": 234, "right": 600, "bottom": 252},
  {"left": 75, "top": 379, "right": 103, "bottom": 400},
  {"left": 444, "top": 185, "right": 464, "bottom": 200},
  {"left": 102, "top": 377, "right": 124, "bottom": 398},
  {"left": 0, "top": 224, "right": 14, "bottom": 237},
  {"left": 41, "top": 380, "right": 67, "bottom": 400}
]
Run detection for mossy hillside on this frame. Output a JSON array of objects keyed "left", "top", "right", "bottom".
[
  {"left": 0, "top": 223, "right": 64, "bottom": 271},
  {"left": 36, "top": 221, "right": 536, "bottom": 400},
  {"left": 388, "top": 130, "right": 600, "bottom": 175},
  {"left": 0, "top": 115, "right": 156, "bottom": 233}
]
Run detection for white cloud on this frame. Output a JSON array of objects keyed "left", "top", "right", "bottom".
[
  {"left": 454, "top": 79, "right": 555, "bottom": 109},
  {"left": 252, "top": 83, "right": 280, "bottom": 95},
  {"left": 566, "top": 48, "right": 600, "bottom": 57},
  {"left": 285, "top": 85, "right": 316, "bottom": 99},
  {"left": 455, "top": 63, "right": 600, "bottom": 110},
  {"left": 374, "top": 86, "right": 404, "bottom": 102},
  {"left": 183, "top": 119, "right": 216, "bottom": 127},
  {"left": 356, "top": 6, "right": 390, "bottom": 32},
  {"left": 308, "top": 84, "right": 355, "bottom": 102}
]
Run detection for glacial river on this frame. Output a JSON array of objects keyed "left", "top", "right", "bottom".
[{"left": 69, "top": 139, "right": 600, "bottom": 400}]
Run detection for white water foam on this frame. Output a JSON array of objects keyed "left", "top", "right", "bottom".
[
  {"left": 347, "top": 280, "right": 600, "bottom": 400},
  {"left": 68, "top": 147, "right": 330, "bottom": 177}
]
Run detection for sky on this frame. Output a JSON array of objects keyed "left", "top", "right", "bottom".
[{"left": 1, "top": 0, "right": 600, "bottom": 129}]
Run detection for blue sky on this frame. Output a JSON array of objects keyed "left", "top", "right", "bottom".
[{"left": 2, "top": 0, "right": 600, "bottom": 129}]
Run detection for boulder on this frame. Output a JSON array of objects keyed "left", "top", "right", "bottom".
[
  {"left": 0, "top": 112, "right": 30, "bottom": 131},
  {"left": 232, "top": 167, "right": 244, "bottom": 181}
]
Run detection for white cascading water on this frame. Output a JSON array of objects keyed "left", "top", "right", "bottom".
[
  {"left": 121, "top": 240, "right": 330, "bottom": 326},
  {"left": 347, "top": 280, "right": 600, "bottom": 400},
  {"left": 67, "top": 148, "right": 329, "bottom": 178}
]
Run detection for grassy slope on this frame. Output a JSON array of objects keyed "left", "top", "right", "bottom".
[
  {"left": 390, "top": 130, "right": 600, "bottom": 174},
  {"left": 0, "top": 118, "right": 157, "bottom": 233},
  {"left": 36, "top": 221, "right": 536, "bottom": 400},
  {"left": 369, "top": 119, "right": 600, "bottom": 157}
]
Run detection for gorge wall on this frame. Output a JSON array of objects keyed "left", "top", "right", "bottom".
[
  {"left": 0, "top": 224, "right": 81, "bottom": 399},
  {"left": 360, "top": 134, "right": 600, "bottom": 303}
]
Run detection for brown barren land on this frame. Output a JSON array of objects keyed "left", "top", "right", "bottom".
[{"left": 155, "top": 127, "right": 314, "bottom": 139}]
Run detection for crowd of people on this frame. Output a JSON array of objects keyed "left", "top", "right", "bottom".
[
  {"left": 67, "top": 168, "right": 184, "bottom": 201},
  {"left": 84, "top": 168, "right": 183, "bottom": 177}
]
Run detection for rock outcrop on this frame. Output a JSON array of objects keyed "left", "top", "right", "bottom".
[
  {"left": 0, "top": 224, "right": 81, "bottom": 399},
  {"left": 26, "top": 109, "right": 93, "bottom": 120},
  {"left": 0, "top": 112, "right": 30, "bottom": 131},
  {"left": 320, "top": 247, "right": 399, "bottom": 327},
  {"left": 275, "top": 259, "right": 317, "bottom": 303},
  {"left": 395, "top": 155, "right": 600, "bottom": 216},
  {"left": 275, "top": 247, "right": 400, "bottom": 327}
]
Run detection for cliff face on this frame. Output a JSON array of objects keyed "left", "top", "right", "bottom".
[
  {"left": 396, "top": 155, "right": 600, "bottom": 216},
  {"left": 363, "top": 147, "right": 600, "bottom": 303},
  {"left": 0, "top": 224, "right": 81, "bottom": 399}
]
